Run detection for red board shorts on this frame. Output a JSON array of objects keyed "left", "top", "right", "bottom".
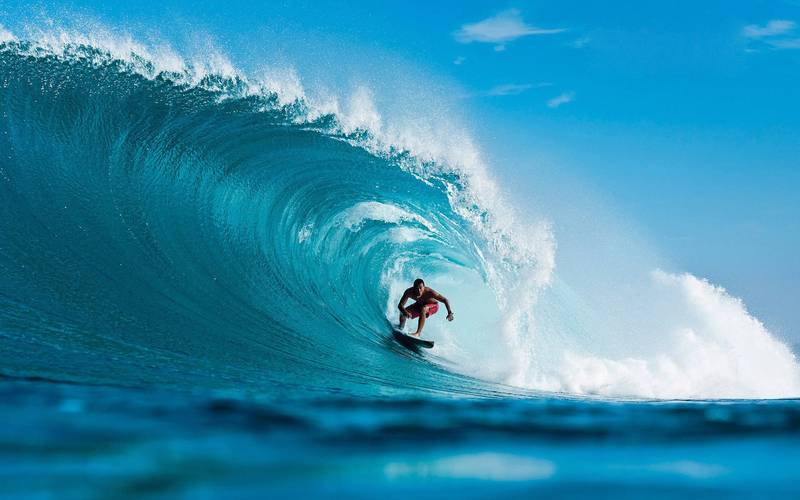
[{"left": 407, "top": 301, "right": 439, "bottom": 319}]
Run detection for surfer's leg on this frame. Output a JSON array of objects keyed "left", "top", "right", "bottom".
[
  {"left": 402, "top": 303, "right": 421, "bottom": 331},
  {"left": 411, "top": 305, "right": 429, "bottom": 336}
]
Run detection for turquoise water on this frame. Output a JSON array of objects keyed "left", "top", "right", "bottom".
[
  {"left": 1, "top": 40, "right": 799, "bottom": 497},
  {"left": 4, "top": 378, "right": 800, "bottom": 498}
]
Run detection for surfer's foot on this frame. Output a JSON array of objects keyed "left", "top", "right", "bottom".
[{"left": 411, "top": 332, "right": 421, "bottom": 337}]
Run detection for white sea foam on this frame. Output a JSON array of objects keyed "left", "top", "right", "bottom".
[
  {"left": 341, "top": 201, "right": 436, "bottom": 232},
  {"left": 384, "top": 453, "right": 555, "bottom": 481},
  {"left": 387, "top": 227, "right": 429, "bottom": 244},
  {"left": 519, "top": 271, "right": 800, "bottom": 399},
  {"left": 257, "top": 67, "right": 306, "bottom": 107},
  {"left": 0, "top": 24, "right": 16, "bottom": 43},
  {"left": 297, "top": 222, "right": 314, "bottom": 243}
]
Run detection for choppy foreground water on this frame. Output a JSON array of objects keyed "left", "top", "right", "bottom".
[{"left": 3, "top": 377, "right": 799, "bottom": 498}]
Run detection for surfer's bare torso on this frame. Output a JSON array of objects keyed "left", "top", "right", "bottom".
[{"left": 402, "top": 286, "right": 439, "bottom": 306}]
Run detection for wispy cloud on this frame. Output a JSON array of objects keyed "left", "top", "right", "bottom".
[
  {"left": 743, "top": 19, "right": 800, "bottom": 50},
  {"left": 570, "top": 36, "right": 591, "bottom": 49},
  {"left": 769, "top": 37, "right": 800, "bottom": 49},
  {"left": 547, "top": 92, "right": 574, "bottom": 108},
  {"left": 454, "top": 9, "right": 565, "bottom": 51},
  {"left": 743, "top": 20, "right": 795, "bottom": 38},
  {"left": 487, "top": 83, "right": 533, "bottom": 96},
  {"left": 466, "top": 82, "right": 551, "bottom": 99}
]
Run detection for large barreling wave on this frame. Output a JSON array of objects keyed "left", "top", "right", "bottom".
[{"left": 1, "top": 26, "right": 798, "bottom": 399}]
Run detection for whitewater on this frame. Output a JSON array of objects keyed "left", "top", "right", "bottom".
[{"left": 0, "top": 26, "right": 798, "bottom": 401}]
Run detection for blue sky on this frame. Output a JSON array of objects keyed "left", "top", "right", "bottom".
[{"left": 2, "top": 0, "right": 799, "bottom": 340}]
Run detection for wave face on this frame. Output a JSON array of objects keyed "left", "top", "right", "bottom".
[
  {"left": 0, "top": 39, "right": 539, "bottom": 397},
  {"left": 1, "top": 35, "right": 798, "bottom": 399}
]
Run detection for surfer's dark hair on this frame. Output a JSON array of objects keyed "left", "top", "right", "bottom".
[{"left": 413, "top": 278, "right": 424, "bottom": 287}]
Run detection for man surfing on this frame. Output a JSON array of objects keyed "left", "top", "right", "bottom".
[{"left": 397, "top": 278, "right": 454, "bottom": 337}]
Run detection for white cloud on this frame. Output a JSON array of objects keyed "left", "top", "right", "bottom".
[
  {"left": 454, "top": 9, "right": 565, "bottom": 49},
  {"left": 743, "top": 19, "right": 800, "bottom": 50},
  {"left": 570, "top": 36, "right": 591, "bottom": 48},
  {"left": 474, "top": 82, "right": 552, "bottom": 98},
  {"left": 769, "top": 37, "right": 800, "bottom": 49},
  {"left": 547, "top": 92, "right": 574, "bottom": 108},
  {"left": 743, "top": 19, "right": 795, "bottom": 38},
  {"left": 487, "top": 83, "right": 533, "bottom": 96}
]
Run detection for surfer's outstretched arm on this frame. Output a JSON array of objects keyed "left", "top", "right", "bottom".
[{"left": 432, "top": 290, "right": 454, "bottom": 321}]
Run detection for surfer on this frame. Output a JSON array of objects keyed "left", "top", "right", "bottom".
[{"left": 398, "top": 278, "right": 454, "bottom": 337}]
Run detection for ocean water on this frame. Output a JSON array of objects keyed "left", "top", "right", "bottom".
[{"left": 1, "top": 33, "right": 799, "bottom": 498}]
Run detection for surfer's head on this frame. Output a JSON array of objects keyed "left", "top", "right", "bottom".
[{"left": 413, "top": 278, "right": 425, "bottom": 296}]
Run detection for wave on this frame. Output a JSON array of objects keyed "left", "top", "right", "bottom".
[{"left": 0, "top": 26, "right": 797, "bottom": 399}]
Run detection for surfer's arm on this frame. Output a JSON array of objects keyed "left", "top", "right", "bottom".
[
  {"left": 397, "top": 290, "right": 412, "bottom": 317},
  {"left": 431, "top": 290, "right": 453, "bottom": 315}
]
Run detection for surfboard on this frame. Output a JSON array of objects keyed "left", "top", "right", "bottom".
[{"left": 393, "top": 329, "right": 434, "bottom": 349}]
